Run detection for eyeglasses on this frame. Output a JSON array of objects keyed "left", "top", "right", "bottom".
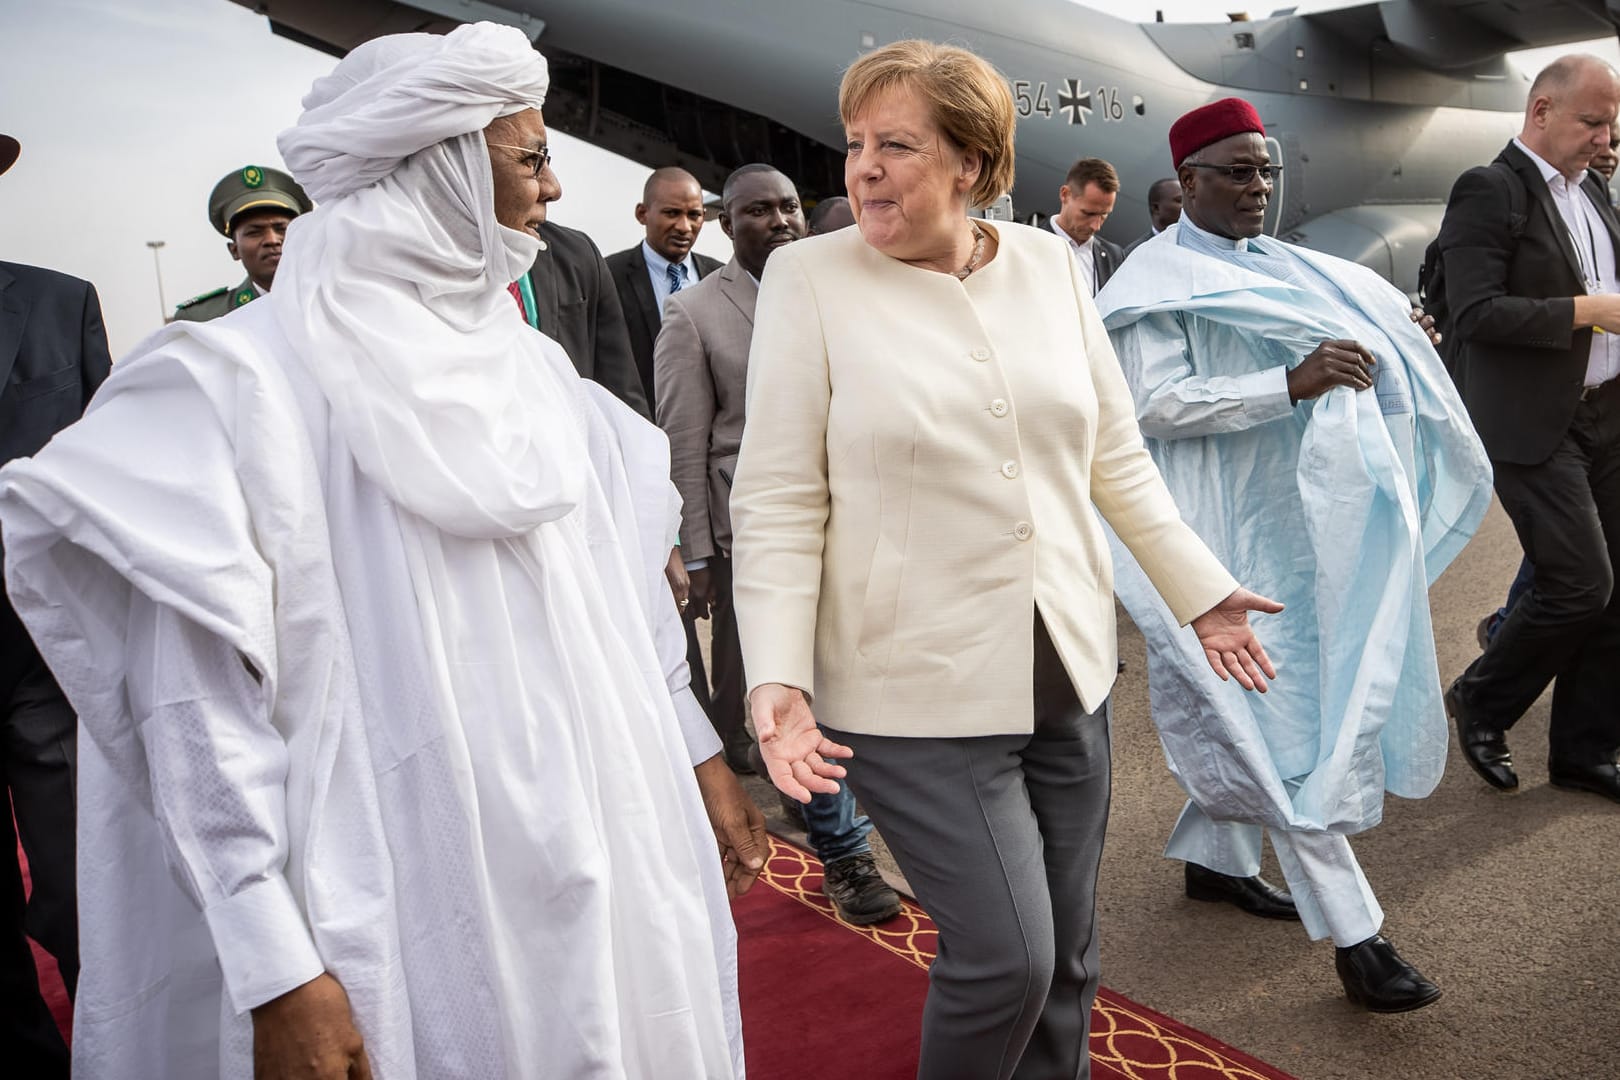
[
  {"left": 487, "top": 142, "right": 552, "bottom": 179},
  {"left": 1183, "top": 162, "right": 1282, "bottom": 184}
]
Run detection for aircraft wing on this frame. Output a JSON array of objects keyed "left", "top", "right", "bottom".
[
  {"left": 1306, "top": 0, "right": 1620, "bottom": 71},
  {"left": 1145, "top": 0, "right": 1620, "bottom": 110}
]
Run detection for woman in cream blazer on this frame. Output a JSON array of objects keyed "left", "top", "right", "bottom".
[{"left": 730, "top": 41, "right": 1280, "bottom": 1080}]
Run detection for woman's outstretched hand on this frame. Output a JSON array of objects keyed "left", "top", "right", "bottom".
[
  {"left": 1189, "top": 587, "right": 1285, "bottom": 692},
  {"left": 748, "top": 682, "right": 853, "bottom": 802}
]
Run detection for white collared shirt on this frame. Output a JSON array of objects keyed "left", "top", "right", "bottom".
[
  {"left": 641, "top": 239, "right": 700, "bottom": 321},
  {"left": 1514, "top": 138, "right": 1620, "bottom": 387},
  {"left": 1050, "top": 216, "right": 1099, "bottom": 296}
]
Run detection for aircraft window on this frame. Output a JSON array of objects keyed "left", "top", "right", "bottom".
[{"left": 1234, "top": 32, "right": 1255, "bottom": 49}]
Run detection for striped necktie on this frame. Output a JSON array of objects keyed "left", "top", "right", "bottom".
[{"left": 667, "top": 261, "right": 688, "bottom": 294}]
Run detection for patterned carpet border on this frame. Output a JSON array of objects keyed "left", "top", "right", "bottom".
[{"left": 757, "top": 836, "right": 1294, "bottom": 1080}]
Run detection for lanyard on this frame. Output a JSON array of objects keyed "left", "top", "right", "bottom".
[
  {"left": 514, "top": 272, "right": 540, "bottom": 330},
  {"left": 1557, "top": 183, "right": 1605, "bottom": 291}
]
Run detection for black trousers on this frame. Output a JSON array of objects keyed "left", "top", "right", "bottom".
[
  {"left": 1454, "top": 379, "right": 1620, "bottom": 763},
  {"left": 1, "top": 640, "right": 77, "bottom": 1075},
  {"left": 680, "top": 555, "right": 750, "bottom": 754},
  {"left": 703, "top": 554, "right": 749, "bottom": 752}
]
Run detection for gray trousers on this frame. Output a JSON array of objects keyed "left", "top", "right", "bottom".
[{"left": 829, "top": 618, "right": 1109, "bottom": 1080}]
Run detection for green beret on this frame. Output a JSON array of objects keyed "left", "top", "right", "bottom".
[{"left": 207, "top": 165, "right": 312, "bottom": 237}]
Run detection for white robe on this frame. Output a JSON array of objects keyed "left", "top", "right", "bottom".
[{"left": 0, "top": 302, "right": 743, "bottom": 1078}]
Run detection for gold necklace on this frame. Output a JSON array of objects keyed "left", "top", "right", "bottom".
[{"left": 952, "top": 222, "right": 987, "bottom": 280}]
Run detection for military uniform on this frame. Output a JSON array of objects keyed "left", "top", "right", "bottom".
[
  {"left": 172, "top": 278, "right": 260, "bottom": 322},
  {"left": 172, "top": 164, "right": 311, "bottom": 323}
]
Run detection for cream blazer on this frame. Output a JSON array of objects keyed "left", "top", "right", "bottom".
[{"left": 730, "top": 222, "right": 1236, "bottom": 737}]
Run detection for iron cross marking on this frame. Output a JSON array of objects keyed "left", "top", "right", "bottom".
[{"left": 1058, "top": 78, "right": 1092, "bottom": 126}]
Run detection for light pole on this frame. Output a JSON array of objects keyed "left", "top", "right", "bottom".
[{"left": 145, "top": 240, "right": 168, "bottom": 322}]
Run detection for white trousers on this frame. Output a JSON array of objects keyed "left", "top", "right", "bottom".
[{"left": 1165, "top": 800, "right": 1384, "bottom": 948}]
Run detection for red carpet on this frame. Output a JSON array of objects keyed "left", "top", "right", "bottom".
[
  {"left": 17, "top": 838, "right": 73, "bottom": 1042},
  {"left": 736, "top": 837, "right": 1294, "bottom": 1080}
]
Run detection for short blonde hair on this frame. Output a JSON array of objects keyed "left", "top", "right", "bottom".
[{"left": 839, "top": 40, "right": 1016, "bottom": 209}]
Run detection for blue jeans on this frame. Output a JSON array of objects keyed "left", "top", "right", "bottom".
[
  {"left": 803, "top": 777, "right": 872, "bottom": 866},
  {"left": 1485, "top": 557, "right": 1536, "bottom": 642}
]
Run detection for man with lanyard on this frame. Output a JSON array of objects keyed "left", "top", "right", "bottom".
[
  {"left": 1441, "top": 54, "right": 1620, "bottom": 805},
  {"left": 0, "top": 25, "right": 756, "bottom": 1077}
]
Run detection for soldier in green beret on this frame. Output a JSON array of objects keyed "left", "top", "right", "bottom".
[{"left": 172, "top": 165, "right": 312, "bottom": 322}]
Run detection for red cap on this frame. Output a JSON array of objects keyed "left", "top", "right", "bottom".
[{"left": 1169, "top": 98, "right": 1265, "bottom": 167}]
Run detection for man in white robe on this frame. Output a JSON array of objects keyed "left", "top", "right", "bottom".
[
  {"left": 1095, "top": 98, "right": 1492, "bottom": 1014},
  {"left": 0, "top": 24, "right": 757, "bottom": 1078}
]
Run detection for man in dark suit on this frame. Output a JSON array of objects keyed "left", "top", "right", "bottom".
[
  {"left": 1044, "top": 157, "right": 1125, "bottom": 295},
  {"left": 604, "top": 168, "right": 723, "bottom": 414},
  {"left": 1439, "top": 55, "right": 1620, "bottom": 804},
  {"left": 1125, "top": 177, "right": 1183, "bottom": 257},
  {"left": 528, "top": 221, "right": 650, "bottom": 419},
  {"left": 604, "top": 168, "right": 731, "bottom": 763},
  {"left": 1, "top": 126, "right": 114, "bottom": 1077}
]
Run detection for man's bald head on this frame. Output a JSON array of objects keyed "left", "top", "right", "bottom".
[
  {"left": 1522, "top": 54, "right": 1620, "bottom": 178},
  {"left": 636, "top": 166, "right": 706, "bottom": 262},
  {"left": 1147, "top": 177, "right": 1183, "bottom": 232},
  {"left": 643, "top": 165, "right": 701, "bottom": 205},
  {"left": 1527, "top": 54, "right": 1619, "bottom": 110}
]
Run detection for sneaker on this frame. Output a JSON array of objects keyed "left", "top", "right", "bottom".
[{"left": 822, "top": 853, "right": 902, "bottom": 925}]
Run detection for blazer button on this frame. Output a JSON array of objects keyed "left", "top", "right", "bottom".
[
  {"left": 971, "top": 347, "right": 991, "bottom": 362},
  {"left": 1013, "top": 521, "right": 1034, "bottom": 541},
  {"left": 1001, "top": 460, "right": 1020, "bottom": 479},
  {"left": 989, "top": 398, "right": 1009, "bottom": 417}
]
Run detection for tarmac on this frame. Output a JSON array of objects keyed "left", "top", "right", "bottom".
[{"left": 732, "top": 499, "right": 1620, "bottom": 1080}]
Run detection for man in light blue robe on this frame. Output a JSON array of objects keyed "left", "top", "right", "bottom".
[{"left": 1095, "top": 98, "right": 1492, "bottom": 1013}]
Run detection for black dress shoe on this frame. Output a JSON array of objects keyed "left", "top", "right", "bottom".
[
  {"left": 1548, "top": 760, "right": 1620, "bottom": 804},
  {"left": 1444, "top": 682, "right": 1518, "bottom": 790},
  {"left": 1335, "top": 934, "right": 1442, "bottom": 1013},
  {"left": 1184, "top": 862, "right": 1300, "bottom": 920}
]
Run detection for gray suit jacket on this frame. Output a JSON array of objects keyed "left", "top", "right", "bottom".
[{"left": 653, "top": 257, "right": 756, "bottom": 561}]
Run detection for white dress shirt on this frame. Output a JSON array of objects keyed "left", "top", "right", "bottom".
[
  {"left": 1050, "top": 216, "right": 1099, "bottom": 295},
  {"left": 641, "top": 239, "right": 701, "bottom": 319},
  {"left": 1514, "top": 137, "right": 1620, "bottom": 387}
]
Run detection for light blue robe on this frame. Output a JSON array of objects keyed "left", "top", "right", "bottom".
[{"left": 1094, "top": 221, "right": 1491, "bottom": 840}]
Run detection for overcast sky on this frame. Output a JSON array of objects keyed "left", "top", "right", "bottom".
[{"left": 1, "top": 0, "right": 1612, "bottom": 355}]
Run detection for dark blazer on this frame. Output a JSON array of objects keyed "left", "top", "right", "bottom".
[
  {"left": 528, "top": 223, "right": 650, "bottom": 419},
  {"left": 1093, "top": 235, "right": 1125, "bottom": 292},
  {"left": 1439, "top": 141, "right": 1620, "bottom": 464},
  {"left": 1027, "top": 212, "right": 1125, "bottom": 294},
  {"left": 605, "top": 244, "right": 723, "bottom": 410},
  {"left": 1, "top": 261, "right": 113, "bottom": 677}
]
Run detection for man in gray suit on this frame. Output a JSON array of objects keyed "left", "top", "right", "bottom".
[{"left": 654, "top": 165, "right": 899, "bottom": 925}]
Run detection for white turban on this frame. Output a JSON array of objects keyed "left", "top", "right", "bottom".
[
  {"left": 278, "top": 23, "right": 550, "bottom": 203},
  {"left": 269, "top": 23, "right": 588, "bottom": 540}
]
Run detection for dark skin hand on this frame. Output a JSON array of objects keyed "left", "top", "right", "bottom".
[
  {"left": 693, "top": 754, "right": 767, "bottom": 897},
  {"left": 1287, "top": 339, "right": 1376, "bottom": 403},
  {"left": 1409, "top": 308, "right": 1442, "bottom": 347},
  {"left": 252, "top": 973, "right": 372, "bottom": 1080},
  {"left": 664, "top": 547, "right": 690, "bottom": 611},
  {"left": 685, "top": 566, "right": 715, "bottom": 621}
]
